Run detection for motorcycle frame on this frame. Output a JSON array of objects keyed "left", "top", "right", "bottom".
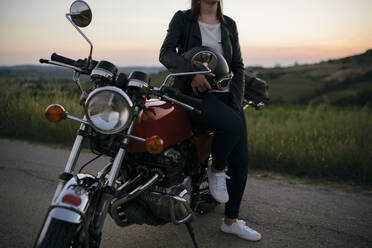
[{"left": 38, "top": 7, "right": 217, "bottom": 240}]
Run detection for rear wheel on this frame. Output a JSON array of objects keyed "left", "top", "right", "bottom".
[{"left": 35, "top": 218, "right": 78, "bottom": 248}]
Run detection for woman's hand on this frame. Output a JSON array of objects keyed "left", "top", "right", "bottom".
[{"left": 191, "top": 74, "right": 214, "bottom": 95}]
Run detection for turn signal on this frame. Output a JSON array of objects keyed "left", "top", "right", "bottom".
[
  {"left": 45, "top": 104, "right": 66, "bottom": 123},
  {"left": 146, "top": 136, "right": 164, "bottom": 154}
]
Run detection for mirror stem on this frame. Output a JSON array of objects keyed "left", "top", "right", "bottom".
[
  {"left": 160, "top": 69, "right": 211, "bottom": 89},
  {"left": 66, "top": 13, "right": 94, "bottom": 68}
]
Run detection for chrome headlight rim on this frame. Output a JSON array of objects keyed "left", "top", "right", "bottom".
[{"left": 84, "top": 86, "right": 133, "bottom": 134}]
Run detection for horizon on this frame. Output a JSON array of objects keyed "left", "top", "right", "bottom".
[
  {"left": 1, "top": 0, "right": 372, "bottom": 67},
  {"left": 1, "top": 47, "right": 371, "bottom": 69}
]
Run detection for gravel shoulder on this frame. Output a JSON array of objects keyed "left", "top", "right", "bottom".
[{"left": 0, "top": 138, "right": 371, "bottom": 248}]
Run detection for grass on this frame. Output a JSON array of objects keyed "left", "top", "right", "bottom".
[
  {"left": 245, "top": 105, "right": 372, "bottom": 184},
  {"left": 1, "top": 80, "right": 371, "bottom": 185},
  {"left": 0, "top": 81, "right": 83, "bottom": 145}
]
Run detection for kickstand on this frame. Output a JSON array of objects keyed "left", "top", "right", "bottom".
[{"left": 184, "top": 221, "right": 200, "bottom": 248}]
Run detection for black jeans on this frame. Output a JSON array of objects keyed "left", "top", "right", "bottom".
[{"left": 189, "top": 92, "right": 249, "bottom": 219}]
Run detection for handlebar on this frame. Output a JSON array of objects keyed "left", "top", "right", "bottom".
[
  {"left": 51, "top": 53, "right": 77, "bottom": 67},
  {"left": 150, "top": 87, "right": 202, "bottom": 115},
  {"left": 39, "top": 53, "right": 98, "bottom": 74},
  {"left": 162, "top": 87, "right": 202, "bottom": 108}
]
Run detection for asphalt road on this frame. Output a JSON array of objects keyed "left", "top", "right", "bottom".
[{"left": 0, "top": 138, "right": 371, "bottom": 248}]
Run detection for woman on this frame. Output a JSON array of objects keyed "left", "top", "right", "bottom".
[{"left": 159, "top": 0, "right": 261, "bottom": 241}]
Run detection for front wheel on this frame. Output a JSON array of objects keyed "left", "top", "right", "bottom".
[{"left": 35, "top": 218, "right": 78, "bottom": 248}]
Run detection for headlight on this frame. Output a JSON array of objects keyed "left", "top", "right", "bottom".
[{"left": 85, "top": 86, "right": 133, "bottom": 134}]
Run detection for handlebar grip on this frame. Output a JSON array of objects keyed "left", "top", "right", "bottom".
[
  {"left": 163, "top": 87, "right": 202, "bottom": 107},
  {"left": 39, "top": 59, "right": 49, "bottom": 64},
  {"left": 51, "top": 53, "right": 76, "bottom": 66}
]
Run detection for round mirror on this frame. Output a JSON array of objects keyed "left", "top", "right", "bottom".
[
  {"left": 70, "top": 0, "right": 92, "bottom": 28},
  {"left": 191, "top": 51, "right": 218, "bottom": 71}
]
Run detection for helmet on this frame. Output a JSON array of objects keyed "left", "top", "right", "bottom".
[{"left": 183, "top": 46, "right": 233, "bottom": 90}]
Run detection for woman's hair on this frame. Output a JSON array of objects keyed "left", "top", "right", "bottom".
[{"left": 191, "top": 0, "right": 223, "bottom": 18}]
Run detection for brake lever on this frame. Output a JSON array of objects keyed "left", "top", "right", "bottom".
[
  {"left": 39, "top": 58, "right": 83, "bottom": 72},
  {"left": 150, "top": 88, "right": 202, "bottom": 115},
  {"left": 161, "top": 95, "right": 196, "bottom": 112}
]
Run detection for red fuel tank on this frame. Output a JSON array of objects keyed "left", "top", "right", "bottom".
[{"left": 128, "top": 99, "right": 193, "bottom": 153}]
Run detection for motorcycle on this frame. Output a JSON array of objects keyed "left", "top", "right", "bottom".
[{"left": 34, "top": 1, "right": 265, "bottom": 248}]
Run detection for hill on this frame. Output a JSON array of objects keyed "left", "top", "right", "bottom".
[
  {"left": 247, "top": 49, "right": 372, "bottom": 106},
  {"left": 1, "top": 50, "right": 371, "bottom": 106},
  {"left": 0, "top": 65, "right": 164, "bottom": 84}
]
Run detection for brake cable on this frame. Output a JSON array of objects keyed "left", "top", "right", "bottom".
[{"left": 78, "top": 154, "right": 103, "bottom": 173}]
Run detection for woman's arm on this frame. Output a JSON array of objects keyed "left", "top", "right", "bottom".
[
  {"left": 229, "top": 21, "right": 245, "bottom": 110},
  {"left": 159, "top": 11, "right": 193, "bottom": 73}
]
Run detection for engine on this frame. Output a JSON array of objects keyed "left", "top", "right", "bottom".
[
  {"left": 110, "top": 140, "right": 195, "bottom": 226},
  {"left": 125, "top": 139, "right": 193, "bottom": 187}
]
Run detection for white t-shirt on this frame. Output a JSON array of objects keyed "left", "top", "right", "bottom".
[
  {"left": 198, "top": 21, "right": 230, "bottom": 93},
  {"left": 198, "top": 21, "right": 223, "bottom": 55}
]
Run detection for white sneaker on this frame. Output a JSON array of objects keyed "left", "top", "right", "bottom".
[
  {"left": 207, "top": 166, "right": 230, "bottom": 203},
  {"left": 221, "top": 219, "right": 262, "bottom": 241}
]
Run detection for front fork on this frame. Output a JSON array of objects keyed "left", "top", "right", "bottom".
[
  {"left": 51, "top": 108, "right": 141, "bottom": 234},
  {"left": 52, "top": 120, "right": 87, "bottom": 203},
  {"left": 91, "top": 111, "right": 138, "bottom": 233}
]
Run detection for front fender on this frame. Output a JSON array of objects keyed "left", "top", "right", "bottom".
[{"left": 50, "top": 174, "right": 100, "bottom": 224}]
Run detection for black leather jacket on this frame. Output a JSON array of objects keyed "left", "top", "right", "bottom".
[{"left": 159, "top": 10, "right": 245, "bottom": 110}]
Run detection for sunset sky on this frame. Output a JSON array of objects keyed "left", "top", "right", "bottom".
[{"left": 0, "top": 0, "right": 371, "bottom": 67}]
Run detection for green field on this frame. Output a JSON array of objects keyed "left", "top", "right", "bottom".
[
  {"left": 246, "top": 105, "right": 372, "bottom": 184},
  {"left": 0, "top": 81, "right": 371, "bottom": 185}
]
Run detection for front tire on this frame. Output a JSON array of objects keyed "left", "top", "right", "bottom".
[{"left": 35, "top": 218, "right": 78, "bottom": 248}]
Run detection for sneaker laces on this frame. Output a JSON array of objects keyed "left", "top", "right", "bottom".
[
  {"left": 213, "top": 172, "right": 230, "bottom": 192},
  {"left": 236, "top": 220, "right": 254, "bottom": 232}
]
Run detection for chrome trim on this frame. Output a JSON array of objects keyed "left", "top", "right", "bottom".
[
  {"left": 161, "top": 68, "right": 211, "bottom": 88},
  {"left": 73, "top": 71, "right": 85, "bottom": 95},
  {"left": 50, "top": 174, "right": 97, "bottom": 223},
  {"left": 169, "top": 195, "right": 193, "bottom": 225},
  {"left": 110, "top": 173, "right": 160, "bottom": 226},
  {"left": 51, "top": 182, "right": 65, "bottom": 204},
  {"left": 91, "top": 67, "right": 114, "bottom": 80},
  {"left": 65, "top": 118, "right": 87, "bottom": 173},
  {"left": 48, "top": 60, "right": 83, "bottom": 72},
  {"left": 168, "top": 186, "right": 193, "bottom": 225},
  {"left": 49, "top": 207, "right": 82, "bottom": 224},
  {"left": 85, "top": 86, "right": 133, "bottom": 108},
  {"left": 106, "top": 148, "right": 126, "bottom": 187},
  {"left": 127, "top": 174, "right": 159, "bottom": 198},
  {"left": 128, "top": 79, "right": 148, "bottom": 88},
  {"left": 66, "top": 114, "right": 89, "bottom": 125},
  {"left": 116, "top": 172, "right": 143, "bottom": 194},
  {"left": 162, "top": 95, "right": 195, "bottom": 112},
  {"left": 106, "top": 110, "right": 137, "bottom": 187},
  {"left": 65, "top": 13, "right": 93, "bottom": 65},
  {"left": 84, "top": 86, "right": 134, "bottom": 135},
  {"left": 124, "top": 134, "right": 146, "bottom": 142},
  {"left": 97, "top": 163, "right": 112, "bottom": 179},
  {"left": 243, "top": 100, "right": 265, "bottom": 111}
]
